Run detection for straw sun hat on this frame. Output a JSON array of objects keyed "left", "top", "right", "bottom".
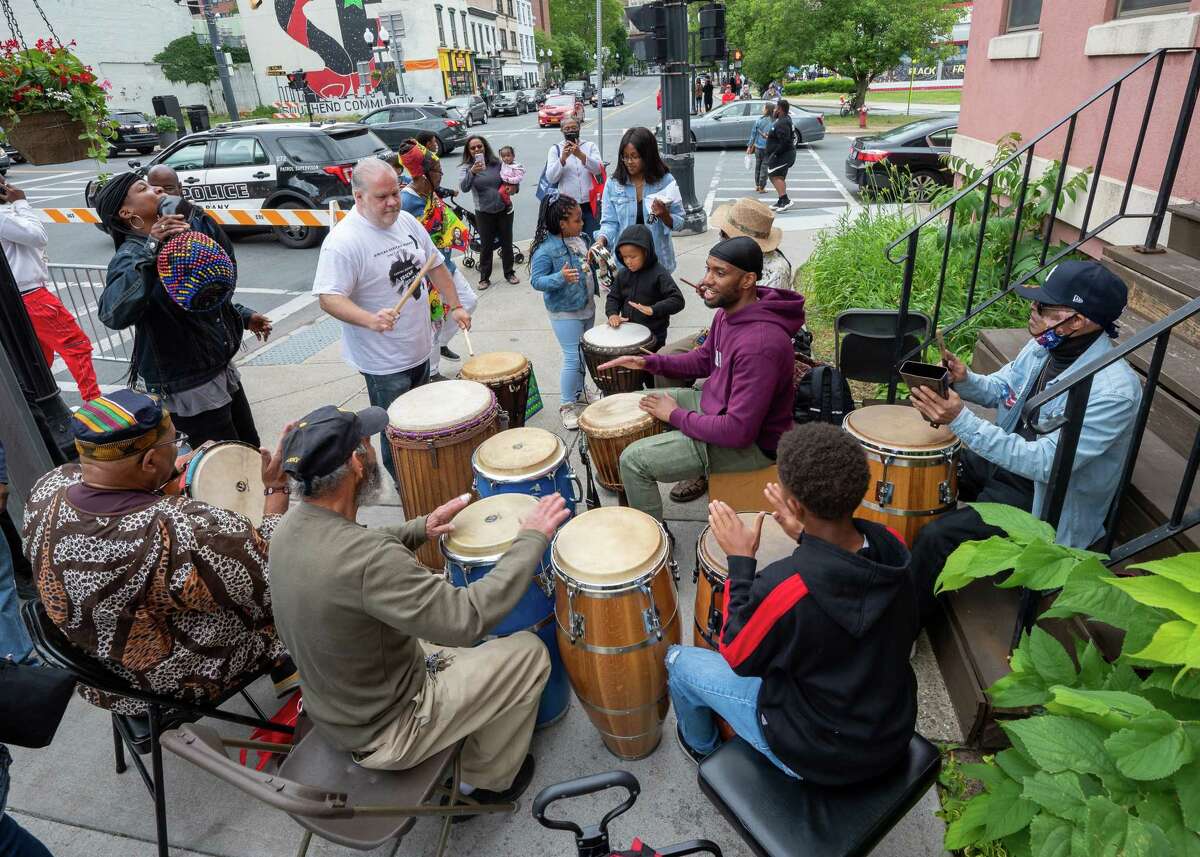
[{"left": 711, "top": 197, "right": 782, "bottom": 254}]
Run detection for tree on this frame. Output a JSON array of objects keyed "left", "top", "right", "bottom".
[
  {"left": 728, "top": 0, "right": 959, "bottom": 107},
  {"left": 153, "top": 35, "right": 251, "bottom": 108},
  {"left": 549, "top": 0, "right": 630, "bottom": 75}
]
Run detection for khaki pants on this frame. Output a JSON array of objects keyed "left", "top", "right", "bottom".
[
  {"left": 619, "top": 388, "right": 775, "bottom": 521},
  {"left": 356, "top": 633, "right": 550, "bottom": 792},
  {"left": 653, "top": 330, "right": 705, "bottom": 390}
]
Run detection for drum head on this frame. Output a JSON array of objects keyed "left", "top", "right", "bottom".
[
  {"left": 699, "top": 513, "right": 796, "bottom": 578},
  {"left": 843, "top": 404, "right": 957, "bottom": 451},
  {"left": 582, "top": 322, "right": 652, "bottom": 349},
  {"left": 188, "top": 442, "right": 265, "bottom": 527},
  {"left": 475, "top": 427, "right": 563, "bottom": 478},
  {"left": 387, "top": 380, "right": 494, "bottom": 433},
  {"left": 578, "top": 393, "right": 656, "bottom": 435},
  {"left": 443, "top": 494, "right": 539, "bottom": 561},
  {"left": 461, "top": 351, "right": 529, "bottom": 384},
  {"left": 553, "top": 507, "right": 665, "bottom": 587}
]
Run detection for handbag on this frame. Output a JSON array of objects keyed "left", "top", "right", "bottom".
[
  {"left": 0, "top": 656, "right": 76, "bottom": 748},
  {"left": 535, "top": 144, "right": 560, "bottom": 202},
  {"left": 589, "top": 163, "right": 607, "bottom": 220}
]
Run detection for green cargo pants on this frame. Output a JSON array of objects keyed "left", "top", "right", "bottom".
[{"left": 618, "top": 388, "right": 775, "bottom": 521}]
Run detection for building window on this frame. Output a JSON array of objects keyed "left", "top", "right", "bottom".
[
  {"left": 1117, "top": 0, "right": 1190, "bottom": 15},
  {"left": 500, "top": 29, "right": 507, "bottom": 50},
  {"left": 435, "top": 5, "right": 446, "bottom": 46},
  {"left": 462, "top": 12, "right": 469, "bottom": 47},
  {"left": 1005, "top": 0, "right": 1042, "bottom": 31},
  {"left": 449, "top": 10, "right": 458, "bottom": 47},
  {"left": 507, "top": 0, "right": 514, "bottom": 17},
  {"left": 496, "top": 0, "right": 503, "bottom": 12}
]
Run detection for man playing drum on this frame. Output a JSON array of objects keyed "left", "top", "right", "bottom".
[
  {"left": 598, "top": 237, "right": 805, "bottom": 525},
  {"left": 907, "top": 261, "right": 1141, "bottom": 624},
  {"left": 269, "top": 405, "right": 570, "bottom": 806},
  {"left": 22, "top": 389, "right": 299, "bottom": 715},
  {"left": 313, "top": 157, "right": 472, "bottom": 485}
]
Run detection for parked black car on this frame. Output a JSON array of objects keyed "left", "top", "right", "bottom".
[
  {"left": 521, "top": 88, "right": 545, "bottom": 109},
  {"left": 360, "top": 103, "right": 467, "bottom": 154},
  {"left": 844, "top": 115, "right": 957, "bottom": 201},
  {"left": 491, "top": 90, "right": 529, "bottom": 116},
  {"left": 108, "top": 110, "right": 159, "bottom": 156},
  {"left": 106, "top": 120, "right": 392, "bottom": 249}
]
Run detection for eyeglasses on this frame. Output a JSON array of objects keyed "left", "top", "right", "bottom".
[
  {"left": 620, "top": 153, "right": 642, "bottom": 163},
  {"left": 1033, "top": 301, "right": 1073, "bottom": 316},
  {"left": 149, "top": 431, "right": 189, "bottom": 453}
]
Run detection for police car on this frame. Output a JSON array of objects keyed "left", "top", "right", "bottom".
[{"left": 123, "top": 120, "right": 393, "bottom": 249}]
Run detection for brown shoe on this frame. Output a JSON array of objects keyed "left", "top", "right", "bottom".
[{"left": 670, "top": 477, "right": 708, "bottom": 503}]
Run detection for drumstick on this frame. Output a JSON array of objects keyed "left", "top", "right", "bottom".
[
  {"left": 391, "top": 254, "right": 438, "bottom": 315},
  {"left": 935, "top": 329, "right": 950, "bottom": 363},
  {"left": 461, "top": 326, "right": 475, "bottom": 357}
]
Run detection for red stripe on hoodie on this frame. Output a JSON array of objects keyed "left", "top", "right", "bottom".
[{"left": 719, "top": 573, "right": 809, "bottom": 669}]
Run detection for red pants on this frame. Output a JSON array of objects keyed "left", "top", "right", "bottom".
[{"left": 21, "top": 287, "right": 102, "bottom": 401}]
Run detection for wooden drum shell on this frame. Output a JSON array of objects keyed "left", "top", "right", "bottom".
[
  {"left": 553, "top": 565, "right": 680, "bottom": 760},
  {"left": 462, "top": 363, "right": 532, "bottom": 430},
  {"left": 583, "top": 420, "right": 666, "bottom": 493}
]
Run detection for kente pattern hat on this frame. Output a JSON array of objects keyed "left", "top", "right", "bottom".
[
  {"left": 712, "top": 197, "right": 782, "bottom": 253},
  {"left": 156, "top": 231, "right": 236, "bottom": 313},
  {"left": 72, "top": 389, "right": 173, "bottom": 461}
]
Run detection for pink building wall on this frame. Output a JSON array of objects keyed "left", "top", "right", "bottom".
[{"left": 958, "top": 0, "right": 1200, "bottom": 219}]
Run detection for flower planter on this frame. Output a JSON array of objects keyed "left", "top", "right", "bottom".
[
  {"left": 1, "top": 110, "right": 89, "bottom": 165},
  {"left": 158, "top": 131, "right": 178, "bottom": 148}
]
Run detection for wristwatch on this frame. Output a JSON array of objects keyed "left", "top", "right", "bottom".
[{"left": 264, "top": 486, "right": 291, "bottom": 496}]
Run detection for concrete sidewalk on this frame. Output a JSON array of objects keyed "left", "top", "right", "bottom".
[{"left": 7, "top": 222, "right": 957, "bottom": 857}]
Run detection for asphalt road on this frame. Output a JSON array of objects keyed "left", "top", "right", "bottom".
[{"left": 14, "top": 74, "right": 862, "bottom": 402}]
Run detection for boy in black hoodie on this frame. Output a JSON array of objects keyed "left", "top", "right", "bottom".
[
  {"left": 605, "top": 224, "right": 685, "bottom": 351},
  {"left": 667, "top": 423, "right": 918, "bottom": 784}
]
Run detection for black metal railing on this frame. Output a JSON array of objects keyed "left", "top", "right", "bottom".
[{"left": 882, "top": 47, "right": 1200, "bottom": 401}]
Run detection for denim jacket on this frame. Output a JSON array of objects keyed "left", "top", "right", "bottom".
[
  {"left": 599, "top": 174, "right": 685, "bottom": 273},
  {"left": 948, "top": 335, "right": 1142, "bottom": 548},
  {"left": 530, "top": 237, "right": 590, "bottom": 313},
  {"left": 748, "top": 115, "right": 774, "bottom": 150}
]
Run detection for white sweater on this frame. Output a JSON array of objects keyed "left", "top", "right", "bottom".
[{"left": 0, "top": 199, "right": 50, "bottom": 293}]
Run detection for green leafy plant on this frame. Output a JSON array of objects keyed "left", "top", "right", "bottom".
[
  {"left": 783, "top": 77, "right": 857, "bottom": 95},
  {"left": 934, "top": 503, "right": 1200, "bottom": 856},
  {"left": 939, "top": 746, "right": 1013, "bottom": 857},
  {"left": 153, "top": 115, "right": 177, "bottom": 133},
  {"left": 0, "top": 37, "right": 115, "bottom": 160},
  {"left": 153, "top": 35, "right": 251, "bottom": 109}
]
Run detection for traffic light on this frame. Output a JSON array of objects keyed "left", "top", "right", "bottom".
[
  {"left": 627, "top": 3, "right": 667, "bottom": 64},
  {"left": 286, "top": 69, "right": 305, "bottom": 90},
  {"left": 699, "top": 3, "right": 726, "bottom": 63}
]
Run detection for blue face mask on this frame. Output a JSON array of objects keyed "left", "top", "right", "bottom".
[{"left": 1035, "top": 326, "right": 1066, "bottom": 350}]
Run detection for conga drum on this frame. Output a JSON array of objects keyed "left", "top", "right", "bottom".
[
  {"left": 693, "top": 513, "right": 797, "bottom": 650},
  {"left": 387, "top": 380, "right": 501, "bottom": 568},
  {"left": 182, "top": 441, "right": 265, "bottom": 527},
  {"left": 581, "top": 323, "right": 654, "bottom": 395},
  {"left": 551, "top": 507, "right": 680, "bottom": 759},
  {"left": 577, "top": 393, "right": 666, "bottom": 493},
  {"left": 441, "top": 494, "right": 571, "bottom": 727},
  {"left": 473, "top": 427, "right": 580, "bottom": 515},
  {"left": 843, "top": 404, "right": 961, "bottom": 545},
  {"left": 460, "top": 351, "right": 532, "bottom": 429}
]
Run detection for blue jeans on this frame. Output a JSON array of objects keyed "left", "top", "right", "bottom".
[
  {"left": 0, "top": 815, "right": 53, "bottom": 857},
  {"left": 581, "top": 206, "right": 600, "bottom": 244},
  {"left": 0, "top": 525, "right": 33, "bottom": 665},
  {"left": 666, "top": 645, "right": 801, "bottom": 779},
  {"left": 549, "top": 318, "right": 588, "bottom": 407},
  {"left": 362, "top": 361, "right": 430, "bottom": 484}
]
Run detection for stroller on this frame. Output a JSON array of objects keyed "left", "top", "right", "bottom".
[
  {"left": 448, "top": 197, "right": 526, "bottom": 269},
  {"left": 534, "top": 770, "right": 723, "bottom": 857}
]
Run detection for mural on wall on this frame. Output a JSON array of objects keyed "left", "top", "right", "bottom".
[{"left": 274, "top": 0, "right": 382, "bottom": 98}]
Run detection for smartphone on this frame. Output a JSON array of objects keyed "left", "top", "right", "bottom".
[{"left": 473, "top": 153, "right": 485, "bottom": 167}]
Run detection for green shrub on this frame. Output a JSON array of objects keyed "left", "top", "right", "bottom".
[
  {"left": 153, "top": 115, "right": 177, "bottom": 133},
  {"left": 783, "top": 78, "right": 856, "bottom": 96},
  {"left": 935, "top": 506, "right": 1200, "bottom": 857}
]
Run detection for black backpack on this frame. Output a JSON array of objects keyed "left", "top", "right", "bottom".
[{"left": 793, "top": 364, "right": 855, "bottom": 425}]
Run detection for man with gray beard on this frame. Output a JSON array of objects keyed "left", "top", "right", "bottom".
[{"left": 268, "top": 404, "right": 568, "bottom": 806}]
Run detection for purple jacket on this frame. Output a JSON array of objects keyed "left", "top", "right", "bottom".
[{"left": 643, "top": 287, "right": 805, "bottom": 451}]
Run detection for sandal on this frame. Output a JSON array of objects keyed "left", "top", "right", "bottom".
[
  {"left": 478, "top": 279, "right": 491, "bottom": 290},
  {"left": 669, "top": 477, "right": 708, "bottom": 503},
  {"left": 505, "top": 273, "right": 520, "bottom": 285}
]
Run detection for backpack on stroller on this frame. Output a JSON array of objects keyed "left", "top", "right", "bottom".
[{"left": 448, "top": 198, "right": 526, "bottom": 269}]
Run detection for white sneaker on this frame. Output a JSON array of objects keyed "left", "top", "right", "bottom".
[
  {"left": 772, "top": 199, "right": 794, "bottom": 212},
  {"left": 560, "top": 404, "right": 580, "bottom": 431}
]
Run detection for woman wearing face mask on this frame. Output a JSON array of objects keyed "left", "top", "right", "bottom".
[
  {"left": 595, "top": 127, "right": 686, "bottom": 274},
  {"left": 905, "top": 261, "right": 1142, "bottom": 628},
  {"left": 542, "top": 117, "right": 603, "bottom": 239}
]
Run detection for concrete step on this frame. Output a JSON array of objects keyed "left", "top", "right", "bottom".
[
  {"left": 1102, "top": 245, "right": 1200, "bottom": 350},
  {"left": 1167, "top": 203, "right": 1200, "bottom": 260}
]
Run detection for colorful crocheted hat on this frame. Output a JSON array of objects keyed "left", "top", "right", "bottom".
[{"left": 156, "top": 231, "right": 235, "bottom": 312}]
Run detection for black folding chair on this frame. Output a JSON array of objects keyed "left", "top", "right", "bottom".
[
  {"left": 834, "top": 309, "right": 933, "bottom": 387},
  {"left": 21, "top": 599, "right": 291, "bottom": 857}
]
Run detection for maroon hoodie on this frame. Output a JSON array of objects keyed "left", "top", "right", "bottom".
[{"left": 642, "top": 287, "right": 805, "bottom": 451}]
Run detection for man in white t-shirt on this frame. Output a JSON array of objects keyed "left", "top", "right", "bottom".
[{"left": 313, "top": 157, "right": 471, "bottom": 483}]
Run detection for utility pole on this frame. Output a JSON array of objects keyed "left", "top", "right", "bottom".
[
  {"left": 199, "top": 0, "right": 239, "bottom": 118},
  {"left": 661, "top": 0, "right": 705, "bottom": 234},
  {"left": 595, "top": 0, "right": 604, "bottom": 159}
]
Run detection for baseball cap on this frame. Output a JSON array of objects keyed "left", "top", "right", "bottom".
[
  {"left": 1013, "top": 260, "right": 1128, "bottom": 338},
  {"left": 281, "top": 405, "right": 389, "bottom": 492}
]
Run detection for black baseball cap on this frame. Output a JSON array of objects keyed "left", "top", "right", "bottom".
[
  {"left": 1013, "top": 260, "right": 1128, "bottom": 338},
  {"left": 281, "top": 405, "right": 389, "bottom": 492}
]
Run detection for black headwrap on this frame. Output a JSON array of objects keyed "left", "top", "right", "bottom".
[
  {"left": 94, "top": 171, "right": 142, "bottom": 249},
  {"left": 709, "top": 235, "right": 764, "bottom": 279}
]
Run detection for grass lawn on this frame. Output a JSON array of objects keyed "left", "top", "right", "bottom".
[
  {"left": 807, "top": 89, "right": 962, "bottom": 106},
  {"left": 822, "top": 113, "right": 938, "bottom": 132}
]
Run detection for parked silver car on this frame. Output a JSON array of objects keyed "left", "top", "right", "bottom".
[
  {"left": 688, "top": 99, "right": 825, "bottom": 149},
  {"left": 443, "top": 95, "right": 489, "bottom": 127}
]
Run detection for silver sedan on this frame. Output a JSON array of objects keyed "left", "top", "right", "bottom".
[{"left": 689, "top": 99, "right": 826, "bottom": 149}]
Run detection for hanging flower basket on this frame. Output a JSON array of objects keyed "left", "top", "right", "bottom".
[{"left": 0, "top": 37, "right": 114, "bottom": 164}]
